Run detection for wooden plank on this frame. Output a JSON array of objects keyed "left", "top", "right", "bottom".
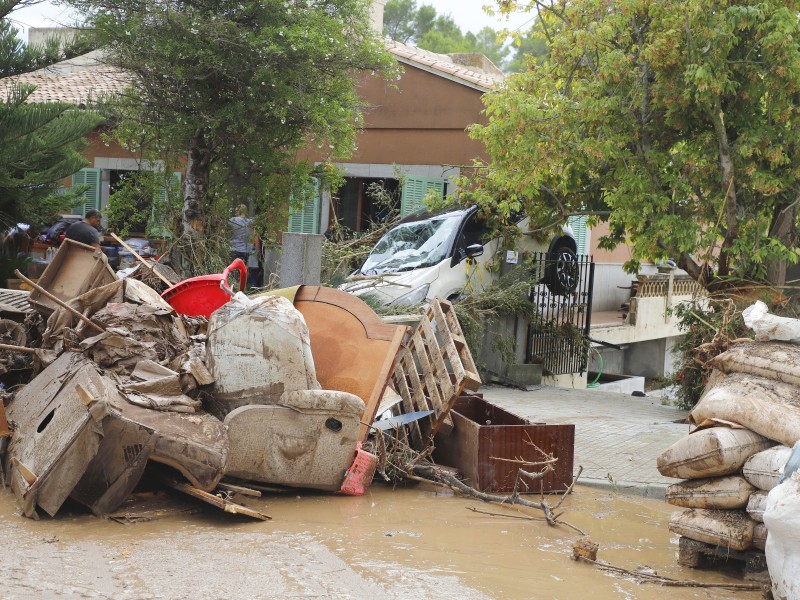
[
  {"left": 429, "top": 301, "right": 470, "bottom": 385},
  {"left": 418, "top": 317, "right": 455, "bottom": 401},
  {"left": 436, "top": 300, "right": 481, "bottom": 388},
  {"left": 411, "top": 331, "right": 452, "bottom": 436},
  {"left": 158, "top": 475, "right": 271, "bottom": 521},
  {"left": 391, "top": 362, "right": 423, "bottom": 448}
]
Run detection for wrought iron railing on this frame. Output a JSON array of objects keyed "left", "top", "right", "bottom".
[{"left": 525, "top": 252, "right": 595, "bottom": 375}]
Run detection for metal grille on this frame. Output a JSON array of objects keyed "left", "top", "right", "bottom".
[{"left": 526, "top": 252, "right": 595, "bottom": 375}]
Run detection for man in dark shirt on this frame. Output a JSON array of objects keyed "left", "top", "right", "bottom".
[{"left": 65, "top": 209, "right": 102, "bottom": 248}]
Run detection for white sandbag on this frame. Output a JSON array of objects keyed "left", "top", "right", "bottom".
[
  {"left": 747, "top": 490, "right": 769, "bottom": 523},
  {"left": 743, "top": 300, "right": 800, "bottom": 343},
  {"left": 753, "top": 523, "right": 768, "bottom": 552},
  {"left": 743, "top": 445, "right": 792, "bottom": 491},
  {"left": 764, "top": 472, "right": 800, "bottom": 600},
  {"left": 657, "top": 427, "right": 774, "bottom": 479},
  {"left": 666, "top": 476, "right": 755, "bottom": 509},
  {"left": 207, "top": 293, "right": 320, "bottom": 417},
  {"left": 669, "top": 508, "right": 755, "bottom": 551},
  {"left": 690, "top": 372, "right": 800, "bottom": 447},
  {"left": 708, "top": 341, "right": 800, "bottom": 387}
]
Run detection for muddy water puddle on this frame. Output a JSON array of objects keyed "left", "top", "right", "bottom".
[{"left": 0, "top": 483, "right": 762, "bottom": 599}]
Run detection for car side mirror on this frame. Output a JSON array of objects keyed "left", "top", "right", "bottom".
[{"left": 465, "top": 244, "right": 484, "bottom": 259}]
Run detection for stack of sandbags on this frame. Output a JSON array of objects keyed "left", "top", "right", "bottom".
[
  {"left": 658, "top": 302, "right": 800, "bottom": 556},
  {"left": 658, "top": 425, "right": 775, "bottom": 551}
]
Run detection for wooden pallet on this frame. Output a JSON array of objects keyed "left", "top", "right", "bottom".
[
  {"left": 677, "top": 536, "right": 769, "bottom": 583},
  {"left": 389, "top": 299, "right": 481, "bottom": 450}
]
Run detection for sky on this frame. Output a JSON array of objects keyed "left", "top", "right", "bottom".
[{"left": 8, "top": 1, "right": 536, "bottom": 39}]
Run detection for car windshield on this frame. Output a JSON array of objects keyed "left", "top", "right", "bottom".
[{"left": 360, "top": 213, "right": 462, "bottom": 275}]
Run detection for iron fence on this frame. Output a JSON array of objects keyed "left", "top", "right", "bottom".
[{"left": 525, "top": 252, "right": 595, "bottom": 375}]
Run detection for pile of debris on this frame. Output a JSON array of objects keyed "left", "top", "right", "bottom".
[
  {"left": 657, "top": 301, "right": 800, "bottom": 595},
  {"left": 2, "top": 238, "right": 571, "bottom": 523}
]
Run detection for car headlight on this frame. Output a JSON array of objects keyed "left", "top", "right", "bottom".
[{"left": 389, "top": 283, "right": 430, "bottom": 307}]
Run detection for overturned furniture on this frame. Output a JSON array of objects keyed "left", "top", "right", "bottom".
[
  {"left": 207, "top": 291, "right": 375, "bottom": 492},
  {"left": 293, "top": 285, "right": 407, "bottom": 441},
  {"left": 27, "top": 239, "right": 117, "bottom": 317},
  {"left": 4, "top": 353, "right": 228, "bottom": 518}
]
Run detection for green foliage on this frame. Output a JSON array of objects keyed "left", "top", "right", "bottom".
[
  {"left": 384, "top": 0, "right": 509, "bottom": 70},
  {"left": 71, "top": 0, "right": 397, "bottom": 257},
  {"left": 0, "top": 12, "right": 104, "bottom": 229},
  {"left": 476, "top": 0, "right": 800, "bottom": 290},
  {"left": 671, "top": 299, "right": 752, "bottom": 409}
]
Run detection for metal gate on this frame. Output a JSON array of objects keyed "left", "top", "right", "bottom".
[{"left": 525, "top": 252, "right": 595, "bottom": 375}]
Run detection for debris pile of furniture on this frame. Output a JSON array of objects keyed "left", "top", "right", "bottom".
[{"left": 0, "top": 239, "right": 575, "bottom": 522}]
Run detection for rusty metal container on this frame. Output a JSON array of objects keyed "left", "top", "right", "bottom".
[{"left": 433, "top": 394, "right": 575, "bottom": 493}]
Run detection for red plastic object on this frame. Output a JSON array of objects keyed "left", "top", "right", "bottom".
[
  {"left": 161, "top": 258, "right": 247, "bottom": 318},
  {"left": 338, "top": 442, "right": 378, "bottom": 496}
]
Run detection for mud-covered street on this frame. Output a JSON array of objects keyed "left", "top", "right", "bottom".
[{"left": 0, "top": 483, "right": 762, "bottom": 599}]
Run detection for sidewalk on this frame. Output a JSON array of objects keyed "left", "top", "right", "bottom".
[{"left": 480, "top": 384, "right": 691, "bottom": 499}]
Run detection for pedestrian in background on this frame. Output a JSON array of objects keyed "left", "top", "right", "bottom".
[
  {"left": 65, "top": 210, "right": 102, "bottom": 248},
  {"left": 229, "top": 204, "right": 260, "bottom": 287}
]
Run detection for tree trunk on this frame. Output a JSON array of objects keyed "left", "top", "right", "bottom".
[
  {"left": 182, "top": 129, "right": 211, "bottom": 235},
  {"left": 711, "top": 99, "right": 738, "bottom": 279},
  {"left": 766, "top": 200, "right": 798, "bottom": 288}
]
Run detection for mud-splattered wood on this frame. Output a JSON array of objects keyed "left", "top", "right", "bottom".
[{"left": 388, "top": 299, "right": 481, "bottom": 451}]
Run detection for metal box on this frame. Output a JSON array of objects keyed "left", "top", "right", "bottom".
[{"left": 433, "top": 394, "right": 575, "bottom": 494}]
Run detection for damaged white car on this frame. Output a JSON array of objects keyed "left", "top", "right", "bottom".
[{"left": 339, "top": 206, "right": 579, "bottom": 307}]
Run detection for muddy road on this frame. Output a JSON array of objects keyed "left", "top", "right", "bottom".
[{"left": 0, "top": 483, "right": 763, "bottom": 599}]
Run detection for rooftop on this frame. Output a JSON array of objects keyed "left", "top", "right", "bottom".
[{"left": 1, "top": 37, "right": 503, "bottom": 106}]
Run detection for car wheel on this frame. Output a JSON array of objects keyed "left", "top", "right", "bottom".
[{"left": 545, "top": 243, "right": 579, "bottom": 295}]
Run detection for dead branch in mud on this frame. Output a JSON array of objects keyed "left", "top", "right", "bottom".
[
  {"left": 574, "top": 556, "right": 766, "bottom": 591},
  {"left": 466, "top": 506, "right": 549, "bottom": 523},
  {"left": 411, "top": 463, "right": 587, "bottom": 535},
  {"left": 369, "top": 429, "right": 586, "bottom": 534}
]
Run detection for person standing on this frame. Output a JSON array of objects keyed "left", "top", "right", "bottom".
[
  {"left": 229, "top": 204, "right": 260, "bottom": 287},
  {"left": 65, "top": 210, "right": 102, "bottom": 248}
]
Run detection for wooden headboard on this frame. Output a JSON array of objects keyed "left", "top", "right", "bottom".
[{"left": 294, "top": 286, "right": 407, "bottom": 441}]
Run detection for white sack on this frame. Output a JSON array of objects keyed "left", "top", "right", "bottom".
[
  {"left": 657, "top": 426, "right": 774, "bottom": 479},
  {"left": 690, "top": 372, "right": 800, "bottom": 447},
  {"left": 747, "top": 490, "right": 769, "bottom": 523},
  {"left": 666, "top": 475, "right": 755, "bottom": 509},
  {"left": 669, "top": 509, "right": 755, "bottom": 551},
  {"left": 743, "top": 445, "right": 792, "bottom": 491},
  {"left": 764, "top": 472, "right": 800, "bottom": 600},
  {"left": 708, "top": 341, "right": 800, "bottom": 387},
  {"left": 743, "top": 300, "right": 800, "bottom": 343}
]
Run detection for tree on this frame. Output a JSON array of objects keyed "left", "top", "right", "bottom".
[
  {"left": 0, "top": 1, "right": 103, "bottom": 229},
  {"left": 384, "top": 0, "right": 509, "bottom": 71},
  {"left": 70, "top": 0, "right": 396, "bottom": 273},
  {"left": 466, "top": 0, "right": 800, "bottom": 291},
  {"left": 504, "top": 18, "right": 550, "bottom": 73}
]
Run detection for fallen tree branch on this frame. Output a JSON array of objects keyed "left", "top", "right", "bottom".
[
  {"left": 575, "top": 556, "right": 766, "bottom": 590},
  {"left": 412, "top": 464, "right": 587, "bottom": 535}
]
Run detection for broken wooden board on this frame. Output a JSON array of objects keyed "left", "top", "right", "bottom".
[
  {"left": 157, "top": 474, "right": 271, "bottom": 521},
  {"left": 389, "top": 299, "right": 482, "bottom": 451}
]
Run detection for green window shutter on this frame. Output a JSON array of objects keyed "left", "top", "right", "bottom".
[
  {"left": 400, "top": 176, "right": 445, "bottom": 216},
  {"left": 148, "top": 172, "right": 182, "bottom": 237},
  {"left": 71, "top": 168, "right": 101, "bottom": 216},
  {"left": 287, "top": 181, "right": 321, "bottom": 234},
  {"left": 567, "top": 215, "right": 589, "bottom": 255}
]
